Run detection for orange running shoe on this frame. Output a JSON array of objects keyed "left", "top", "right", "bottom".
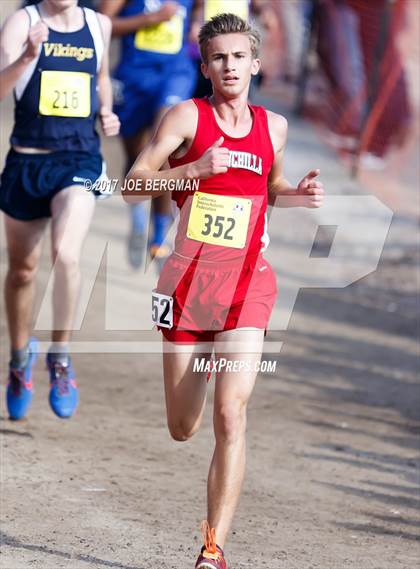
[
  {"left": 149, "top": 242, "right": 171, "bottom": 273},
  {"left": 149, "top": 242, "right": 171, "bottom": 260},
  {"left": 195, "top": 521, "right": 227, "bottom": 569}
]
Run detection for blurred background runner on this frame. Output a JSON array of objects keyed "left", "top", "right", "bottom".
[
  {"left": 21, "top": 1, "right": 418, "bottom": 228},
  {"left": 274, "top": 0, "right": 415, "bottom": 178},
  {"left": 99, "top": 0, "right": 199, "bottom": 271}
]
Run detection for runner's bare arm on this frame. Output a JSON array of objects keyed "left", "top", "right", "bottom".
[
  {"left": 123, "top": 100, "right": 230, "bottom": 203},
  {"left": 99, "top": 0, "right": 179, "bottom": 37},
  {"left": 192, "top": 0, "right": 204, "bottom": 16},
  {"left": 266, "top": 112, "right": 296, "bottom": 206},
  {"left": 252, "top": 0, "right": 279, "bottom": 34},
  {"left": 96, "top": 14, "right": 112, "bottom": 109},
  {"left": 96, "top": 13, "right": 120, "bottom": 136},
  {"left": 267, "top": 112, "right": 324, "bottom": 208},
  {"left": 188, "top": 0, "right": 204, "bottom": 43},
  {"left": 0, "top": 10, "right": 48, "bottom": 101},
  {"left": 123, "top": 101, "right": 197, "bottom": 204}
]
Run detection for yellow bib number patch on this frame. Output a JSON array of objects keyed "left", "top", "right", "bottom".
[
  {"left": 135, "top": 14, "right": 183, "bottom": 54},
  {"left": 204, "top": 0, "right": 249, "bottom": 21},
  {"left": 187, "top": 192, "right": 251, "bottom": 249},
  {"left": 39, "top": 70, "right": 91, "bottom": 118}
]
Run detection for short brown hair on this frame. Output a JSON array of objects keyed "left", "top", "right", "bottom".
[{"left": 198, "top": 13, "right": 261, "bottom": 63}]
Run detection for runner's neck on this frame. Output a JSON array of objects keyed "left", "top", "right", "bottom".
[
  {"left": 209, "top": 95, "right": 253, "bottom": 138},
  {"left": 38, "top": 1, "right": 84, "bottom": 33}
]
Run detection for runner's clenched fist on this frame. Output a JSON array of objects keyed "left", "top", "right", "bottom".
[
  {"left": 100, "top": 106, "right": 121, "bottom": 137},
  {"left": 296, "top": 169, "right": 324, "bottom": 208},
  {"left": 190, "top": 136, "right": 230, "bottom": 179},
  {"left": 156, "top": 1, "right": 179, "bottom": 22},
  {"left": 23, "top": 21, "right": 49, "bottom": 61}
]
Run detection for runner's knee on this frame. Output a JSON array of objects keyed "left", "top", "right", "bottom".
[
  {"left": 52, "top": 249, "right": 80, "bottom": 272},
  {"left": 168, "top": 419, "right": 199, "bottom": 442},
  {"left": 214, "top": 402, "right": 247, "bottom": 444},
  {"left": 7, "top": 265, "right": 37, "bottom": 287}
]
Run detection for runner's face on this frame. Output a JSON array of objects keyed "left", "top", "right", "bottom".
[{"left": 202, "top": 33, "right": 260, "bottom": 98}]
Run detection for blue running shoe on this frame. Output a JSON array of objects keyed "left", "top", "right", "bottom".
[
  {"left": 128, "top": 230, "right": 147, "bottom": 270},
  {"left": 6, "top": 337, "right": 38, "bottom": 420},
  {"left": 47, "top": 354, "right": 79, "bottom": 419}
]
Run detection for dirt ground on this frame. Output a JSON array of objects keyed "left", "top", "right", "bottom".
[
  {"left": 1, "top": 1, "right": 419, "bottom": 568},
  {"left": 1, "top": 220, "right": 419, "bottom": 569}
]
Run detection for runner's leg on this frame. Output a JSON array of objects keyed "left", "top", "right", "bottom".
[
  {"left": 123, "top": 129, "right": 150, "bottom": 268},
  {"left": 163, "top": 338, "right": 210, "bottom": 441},
  {"left": 208, "top": 328, "right": 265, "bottom": 548},
  {"left": 123, "top": 128, "right": 150, "bottom": 171},
  {"left": 50, "top": 186, "right": 95, "bottom": 342},
  {"left": 125, "top": 108, "right": 173, "bottom": 262},
  {"left": 4, "top": 215, "right": 48, "bottom": 350},
  {"left": 150, "top": 107, "right": 172, "bottom": 251}
]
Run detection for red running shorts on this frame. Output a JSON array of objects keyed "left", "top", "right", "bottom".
[{"left": 154, "top": 252, "right": 277, "bottom": 343}]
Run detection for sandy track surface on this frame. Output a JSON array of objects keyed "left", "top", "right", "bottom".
[{"left": 1, "top": 2, "right": 419, "bottom": 565}]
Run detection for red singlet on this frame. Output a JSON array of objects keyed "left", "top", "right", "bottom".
[{"left": 168, "top": 97, "right": 275, "bottom": 262}]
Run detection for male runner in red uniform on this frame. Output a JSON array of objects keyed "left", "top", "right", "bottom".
[{"left": 123, "top": 13, "right": 323, "bottom": 568}]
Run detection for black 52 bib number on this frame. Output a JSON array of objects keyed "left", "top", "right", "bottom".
[{"left": 152, "top": 292, "right": 173, "bottom": 329}]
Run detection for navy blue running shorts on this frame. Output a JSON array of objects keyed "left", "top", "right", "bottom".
[{"left": 0, "top": 149, "right": 104, "bottom": 221}]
